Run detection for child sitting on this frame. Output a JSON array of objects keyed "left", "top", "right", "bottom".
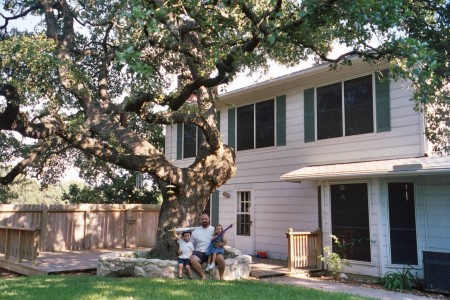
[
  {"left": 206, "top": 224, "right": 227, "bottom": 271},
  {"left": 177, "top": 230, "right": 194, "bottom": 279}
]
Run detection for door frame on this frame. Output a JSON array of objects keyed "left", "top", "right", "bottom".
[
  {"left": 234, "top": 189, "right": 255, "bottom": 256},
  {"left": 385, "top": 180, "right": 420, "bottom": 268}
]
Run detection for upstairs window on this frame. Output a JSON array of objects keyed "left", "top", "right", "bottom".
[
  {"left": 304, "top": 71, "right": 390, "bottom": 143},
  {"left": 176, "top": 112, "right": 220, "bottom": 160},
  {"left": 228, "top": 95, "right": 286, "bottom": 150},
  {"left": 237, "top": 99, "right": 275, "bottom": 151},
  {"left": 317, "top": 75, "right": 374, "bottom": 140},
  {"left": 177, "top": 123, "right": 204, "bottom": 159}
]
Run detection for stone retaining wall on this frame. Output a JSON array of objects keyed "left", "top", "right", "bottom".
[{"left": 97, "top": 247, "right": 252, "bottom": 280}]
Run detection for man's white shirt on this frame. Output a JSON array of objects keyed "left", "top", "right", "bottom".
[{"left": 191, "top": 226, "right": 214, "bottom": 252}]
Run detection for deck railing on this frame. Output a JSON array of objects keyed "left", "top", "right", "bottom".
[
  {"left": 286, "top": 228, "right": 322, "bottom": 272},
  {"left": 0, "top": 226, "right": 40, "bottom": 265}
]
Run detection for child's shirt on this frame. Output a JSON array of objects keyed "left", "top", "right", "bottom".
[{"left": 178, "top": 239, "right": 194, "bottom": 259}]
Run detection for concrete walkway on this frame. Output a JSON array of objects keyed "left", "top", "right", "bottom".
[
  {"left": 250, "top": 257, "right": 447, "bottom": 300},
  {"left": 261, "top": 273, "right": 443, "bottom": 300}
]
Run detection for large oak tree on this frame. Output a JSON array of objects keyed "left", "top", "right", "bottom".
[{"left": 0, "top": 0, "right": 449, "bottom": 257}]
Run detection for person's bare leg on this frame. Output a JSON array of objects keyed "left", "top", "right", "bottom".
[
  {"left": 207, "top": 255, "right": 212, "bottom": 266},
  {"left": 186, "top": 265, "right": 193, "bottom": 279},
  {"left": 210, "top": 253, "right": 217, "bottom": 267},
  {"left": 215, "top": 254, "right": 225, "bottom": 280},
  {"left": 178, "top": 263, "right": 183, "bottom": 278},
  {"left": 190, "top": 255, "right": 205, "bottom": 279}
]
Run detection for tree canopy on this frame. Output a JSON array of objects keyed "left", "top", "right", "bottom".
[{"left": 0, "top": 0, "right": 449, "bottom": 254}]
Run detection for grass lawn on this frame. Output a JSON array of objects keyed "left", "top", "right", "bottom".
[{"left": 0, "top": 276, "right": 375, "bottom": 300}]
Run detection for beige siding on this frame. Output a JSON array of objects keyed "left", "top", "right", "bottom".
[
  {"left": 423, "top": 175, "right": 450, "bottom": 252},
  {"left": 165, "top": 61, "right": 427, "bottom": 260}
]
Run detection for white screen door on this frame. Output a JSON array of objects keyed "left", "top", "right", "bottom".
[{"left": 235, "top": 191, "right": 254, "bottom": 255}]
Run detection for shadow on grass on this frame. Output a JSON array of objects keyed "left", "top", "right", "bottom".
[{"left": 0, "top": 276, "right": 375, "bottom": 300}]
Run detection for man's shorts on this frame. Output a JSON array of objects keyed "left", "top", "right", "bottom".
[
  {"left": 177, "top": 258, "right": 191, "bottom": 266},
  {"left": 193, "top": 251, "right": 208, "bottom": 263}
]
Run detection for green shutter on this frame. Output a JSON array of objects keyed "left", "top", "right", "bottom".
[
  {"left": 304, "top": 88, "right": 315, "bottom": 143},
  {"left": 228, "top": 108, "right": 235, "bottom": 148},
  {"left": 376, "top": 69, "right": 391, "bottom": 132},
  {"left": 276, "top": 95, "right": 286, "bottom": 146},
  {"left": 176, "top": 123, "right": 183, "bottom": 160},
  {"left": 211, "top": 190, "right": 219, "bottom": 226}
]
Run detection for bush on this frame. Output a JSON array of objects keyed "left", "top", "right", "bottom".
[
  {"left": 377, "top": 265, "right": 418, "bottom": 291},
  {"left": 319, "top": 235, "right": 350, "bottom": 277}
]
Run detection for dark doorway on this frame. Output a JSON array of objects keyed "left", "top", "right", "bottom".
[
  {"left": 331, "top": 183, "right": 371, "bottom": 262},
  {"left": 388, "top": 182, "right": 418, "bottom": 265}
]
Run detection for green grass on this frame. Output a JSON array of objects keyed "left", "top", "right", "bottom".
[{"left": 0, "top": 276, "right": 375, "bottom": 300}]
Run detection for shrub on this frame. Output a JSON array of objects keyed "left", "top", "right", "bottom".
[
  {"left": 377, "top": 265, "right": 418, "bottom": 291},
  {"left": 319, "top": 235, "right": 350, "bottom": 277}
]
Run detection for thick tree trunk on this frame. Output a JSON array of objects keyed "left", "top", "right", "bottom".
[
  {"left": 149, "top": 145, "right": 235, "bottom": 259},
  {"left": 149, "top": 189, "right": 211, "bottom": 259}
]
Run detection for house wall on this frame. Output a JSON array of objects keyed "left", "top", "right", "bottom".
[
  {"left": 423, "top": 175, "right": 450, "bottom": 252},
  {"left": 378, "top": 174, "right": 450, "bottom": 279},
  {"left": 164, "top": 61, "right": 427, "bottom": 261}
]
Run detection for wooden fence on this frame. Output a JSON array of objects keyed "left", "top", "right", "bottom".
[
  {"left": 286, "top": 228, "right": 323, "bottom": 272},
  {"left": 0, "top": 204, "right": 160, "bottom": 252}
]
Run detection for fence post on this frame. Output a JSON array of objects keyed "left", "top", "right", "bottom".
[
  {"left": 286, "top": 228, "right": 294, "bottom": 273},
  {"left": 314, "top": 230, "right": 323, "bottom": 269},
  {"left": 84, "top": 206, "right": 91, "bottom": 250},
  {"left": 40, "top": 205, "right": 48, "bottom": 251}
]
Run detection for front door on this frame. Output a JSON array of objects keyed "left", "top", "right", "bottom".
[{"left": 235, "top": 191, "right": 254, "bottom": 255}]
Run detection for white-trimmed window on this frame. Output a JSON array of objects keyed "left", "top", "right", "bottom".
[
  {"left": 317, "top": 75, "right": 374, "bottom": 140},
  {"left": 304, "top": 70, "right": 391, "bottom": 143},
  {"left": 228, "top": 95, "right": 286, "bottom": 151}
]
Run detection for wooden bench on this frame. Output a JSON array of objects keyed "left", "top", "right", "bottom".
[{"left": 0, "top": 226, "right": 40, "bottom": 265}]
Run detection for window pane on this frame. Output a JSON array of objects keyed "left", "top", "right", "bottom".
[
  {"left": 237, "top": 104, "right": 254, "bottom": 151},
  {"left": 255, "top": 99, "right": 274, "bottom": 148},
  {"left": 388, "top": 183, "right": 418, "bottom": 265},
  {"left": 237, "top": 214, "right": 251, "bottom": 236},
  {"left": 183, "top": 123, "right": 197, "bottom": 158},
  {"left": 331, "top": 183, "right": 371, "bottom": 262},
  {"left": 344, "top": 75, "right": 374, "bottom": 136},
  {"left": 317, "top": 83, "right": 343, "bottom": 140}
]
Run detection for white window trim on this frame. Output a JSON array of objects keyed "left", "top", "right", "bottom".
[
  {"left": 314, "top": 72, "right": 376, "bottom": 141},
  {"left": 235, "top": 98, "right": 276, "bottom": 151}
]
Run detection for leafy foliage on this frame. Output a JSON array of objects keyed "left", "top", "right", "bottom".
[
  {"left": 377, "top": 265, "right": 418, "bottom": 291},
  {"left": 319, "top": 235, "right": 350, "bottom": 277},
  {"left": 0, "top": 167, "right": 64, "bottom": 204},
  {"left": 1, "top": 0, "right": 450, "bottom": 248},
  {"left": 62, "top": 173, "right": 161, "bottom": 204}
]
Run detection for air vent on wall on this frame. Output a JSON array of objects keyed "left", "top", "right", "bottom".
[{"left": 423, "top": 251, "right": 450, "bottom": 294}]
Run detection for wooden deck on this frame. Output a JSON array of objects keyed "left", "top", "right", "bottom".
[
  {"left": 1, "top": 249, "right": 295, "bottom": 278},
  {"left": 0, "top": 248, "right": 149, "bottom": 276}
]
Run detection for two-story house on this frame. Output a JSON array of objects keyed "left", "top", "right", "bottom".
[{"left": 166, "top": 59, "right": 450, "bottom": 280}]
